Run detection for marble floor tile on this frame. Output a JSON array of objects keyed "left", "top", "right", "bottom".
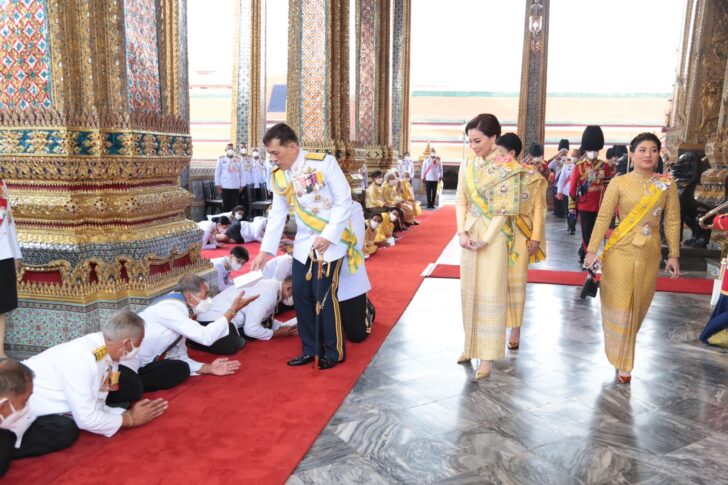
[{"left": 293, "top": 208, "right": 723, "bottom": 484}]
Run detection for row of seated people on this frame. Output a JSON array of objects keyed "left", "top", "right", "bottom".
[{"left": 0, "top": 209, "right": 373, "bottom": 477}]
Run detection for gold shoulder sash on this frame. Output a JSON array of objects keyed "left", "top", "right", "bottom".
[
  {"left": 272, "top": 169, "right": 362, "bottom": 273},
  {"left": 93, "top": 345, "right": 108, "bottom": 361},
  {"left": 603, "top": 176, "right": 670, "bottom": 255},
  {"left": 514, "top": 216, "right": 546, "bottom": 263},
  {"left": 463, "top": 159, "right": 519, "bottom": 265}
]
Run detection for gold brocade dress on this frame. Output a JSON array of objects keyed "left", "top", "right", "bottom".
[
  {"left": 506, "top": 169, "right": 547, "bottom": 329},
  {"left": 587, "top": 172, "right": 681, "bottom": 372},
  {"left": 366, "top": 183, "right": 385, "bottom": 209},
  {"left": 382, "top": 183, "right": 416, "bottom": 224},
  {"left": 456, "top": 152, "right": 524, "bottom": 361}
]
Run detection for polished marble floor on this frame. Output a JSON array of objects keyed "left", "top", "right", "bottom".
[{"left": 288, "top": 198, "right": 728, "bottom": 485}]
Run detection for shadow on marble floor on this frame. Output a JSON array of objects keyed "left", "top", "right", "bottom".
[{"left": 288, "top": 201, "right": 728, "bottom": 485}]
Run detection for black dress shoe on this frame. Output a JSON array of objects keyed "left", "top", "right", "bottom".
[
  {"left": 287, "top": 355, "right": 315, "bottom": 366},
  {"left": 318, "top": 357, "right": 337, "bottom": 370}
]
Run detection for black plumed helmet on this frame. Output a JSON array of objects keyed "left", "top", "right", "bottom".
[
  {"left": 581, "top": 125, "right": 604, "bottom": 151},
  {"left": 529, "top": 142, "right": 543, "bottom": 157},
  {"left": 558, "top": 139, "right": 570, "bottom": 151},
  {"left": 613, "top": 144, "right": 628, "bottom": 157}
]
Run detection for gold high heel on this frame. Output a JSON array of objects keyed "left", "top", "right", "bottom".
[
  {"left": 475, "top": 361, "right": 492, "bottom": 380},
  {"left": 457, "top": 353, "right": 470, "bottom": 364}
]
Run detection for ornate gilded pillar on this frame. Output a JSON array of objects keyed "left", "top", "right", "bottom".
[
  {"left": 354, "top": 0, "right": 390, "bottom": 147},
  {"left": 232, "top": 0, "right": 266, "bottom": 149},
  {"left": 391, "top": 0, "right": 411, "bottom": 155},
  {"left": 517, "top": 0, "right": 550, "bottom": 152},
  {"left": 667, "top": 0, "right": 728, "bottom": 154},
  {"left": 0, "top": 0, "right": 207, "bottom": 351}
]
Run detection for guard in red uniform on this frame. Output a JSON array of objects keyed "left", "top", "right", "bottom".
[{"left": 569, "top": 125, "right": 612, "bottom": 264}]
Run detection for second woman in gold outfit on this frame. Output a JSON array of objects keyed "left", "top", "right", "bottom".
[{"left": 585, "top": 132, "right": 680, "bottom": 383}]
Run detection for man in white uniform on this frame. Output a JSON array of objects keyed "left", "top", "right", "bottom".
[
  {"left": 210, "top": 246, "right": 249, "bottom": 291},
  {"left": 124, "top": 275, "right": 256, "bottom": 391},
  {"left": 195, "top": 277, "right": 296, "bottom": 349},
  {"left": 0, "top": 359, "right": 78, "bottom": 478},
  {"left": 252, "top": 123, "right": 359, "bottom": 370},
  {"left": 214, "top": 143, "right": 243, "bottom": 212},
  {"left": 420, "top": 148, "right": 442, "bottom": 208},
  {"left": 262, "top": 253, "right": 293, "bottom": 282},
  {"left": 24, "top": 311, "right": 168, "bottom": 440}
]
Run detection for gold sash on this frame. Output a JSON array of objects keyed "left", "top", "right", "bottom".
[
  {"left": 464, "top": 158, "right": 521, "bottom": 265},
  {"left": 603, "top": 176, "right": 670, "bottom": 256},
  {"left": 273, "top": 169, "right": 362, "bottom": 273},
  {"left": 514, "top": 216, "right": 546, "bottom": 263}
]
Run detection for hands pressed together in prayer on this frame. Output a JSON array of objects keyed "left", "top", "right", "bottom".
[{"left": 123, "top": 398, "right": 169, "bottom": 428}]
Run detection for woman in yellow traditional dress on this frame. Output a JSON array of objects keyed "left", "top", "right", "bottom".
[
  {"left": 496, "top": 136, "right": 547, "bottom": 350},
  {"left": 585, "top": 132, "right": 680, "bottom": 384},
  {"left": 398, "top": 172, "right": 423, "bottom": 217},
  {"left": 456, "top": 114, "right": 525, "bottom": 379},
  {"left": 382, "top": 171, "right": 416, "bottom": 225}
]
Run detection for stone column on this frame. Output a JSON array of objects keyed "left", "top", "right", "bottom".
[
  {"left": 391, "top": 0, "right": 412, "bottom": 155},
  {"left": 232, "top": 0, "right": 266, "bottom": 148},
  {"left": 0, "top": 0, "right": 207, "bottom": 351},
  {"left": 516, "top": 0, "right": 550, "bottom": 152}
]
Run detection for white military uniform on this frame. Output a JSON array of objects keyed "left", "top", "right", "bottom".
[
  {"left": 262, "top": 254, "right": 293, "bottom": 281},
  {"left": 421, "top": 156, "right": 442, "bottom": 182},
  {"left": 260, "top": 150, "right": 352, "bottom": 263},
  {"left": 240, "top": 155, "right": 255, "bottom": 187},
  {"left": 127, "top": 298, "right": 230, "bottom": 374},
  {"left": 197, "top": 220, "right": 221, "bottom": 250},
  {"left": 238, "top": 216, "right": 267, "bottom": 243},
  {"left": 398, "top": 157, "right": 414, "bottom": 179},
  {"left": 214, "top": 155, "right": 243, "bottom": 189},
  {"left": 25, "top": 333, "right": 125, "bottom": 437},
  {"left": 0, "top": 180, "right": 21, "bottom": 261},
  {"left": 339, "top": 201, "right": 371, "bottom": 301},
  {"left": 252, "top": 157, "right": 267, "bottom": 188},
  {"left": 211, "top": 256, "right": 234, "bottom": 291},
  {"left": 558, "top": 161, "right": 575, "bottom": 196},
  {"left": 197, "top": 280, "right": 282, "bottom": 340}
]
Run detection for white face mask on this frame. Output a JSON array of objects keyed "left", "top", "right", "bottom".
[
  {"left": 282, "top": 295, "right": 294, "bottom": 306},
  {"left": 375, "top": 178, "right": 384, "bottom": 185},
  {"left": 586, "top": 151, "right": 598, "bottom": 160},
  {"left": 123, "top": 342, "right": 141, "bottom": 361},
  {"left": 226, "top": 150, "right": 234, "bottom": 157},
  {"left": 430, "top": 153, "right": 436, "bottom": 158},
  {"left": 240, "top": 148, "right": 247, "bottom": 155},
  {"left": 389, "top": 213, "right": 398, "bottom": 222},
  {"left": 0, "top": 398, "right": 30, "bottom": 430},
  {"left": 404, "top": 156, "right": 410, "bottom": 162},
  {"left": 229, "top": 259, "right": 242, "bottom": 271},
  {"left": 570, "top": 157, "right": 578, "bottom": 163},
  {"left": 193, "top": 296, "right": 213, "bottom": 315},
  {"left": 388, "top": 180, "right": 397, "bottom": 187},
  {"left": 370, "top": 220, "right": 380, "bottom": 229},
  {"left": 252, "top": 151, "right": 259, "bottom": 158},
  {"left": 234, "top": 213, "right": 244, "bottom": 221}
]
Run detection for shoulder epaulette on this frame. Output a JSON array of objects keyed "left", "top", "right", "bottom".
[
  {"left": 304, "top": 152, "right": 326, "bottom": 161},
  {"left": 93, "top": 345, "right": 108, "bottom": 361}
]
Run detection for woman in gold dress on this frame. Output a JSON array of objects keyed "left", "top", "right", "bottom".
[
  {"left": 585, "top": 132, "right": 680, "bottom": 383},
  {"left": 456, "top": 114, "right": 525, "bottom": 379},
  {"left": 382, "top": 171, "right": 416, "bottom": 225}
]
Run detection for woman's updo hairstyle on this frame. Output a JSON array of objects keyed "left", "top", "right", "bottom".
[
  {"left": 465, "top": 113, "right": 501, "bottom": 138},
  {"left": 629, "top": 132, "right": 661, "bottom": 153}
]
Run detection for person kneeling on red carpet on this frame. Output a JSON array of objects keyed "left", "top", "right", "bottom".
[
  {"left": 123, "top": 275, "right": 257, "bottom": 393},
  {"left": 191, "top": 277, "right": 298, "bottom": 353},
  {"left": 0, "top": 359, "right": 78, "bottom": 478},
  {"left": 22, "top": 311, "right": 168, "bottom": 448},
  {"left": 211, "top": 246, "right": 250, "bottom": 291}
]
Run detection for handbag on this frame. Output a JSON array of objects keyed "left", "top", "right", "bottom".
[{"left": 580, "top": 269, "right": 599, "bottom": 299}]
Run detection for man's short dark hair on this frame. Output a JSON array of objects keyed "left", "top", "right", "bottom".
[
  {"left": 263, "top": 123, "right": 299, "bottom": 146},
  {"left": 371, "top": 170, "right": 383, "bottom": 178},
  {"left": 0, "top": 359, "right": 33, "bottom": 397},
  {"left": 230, "top": 246, "right": 249, "bottom": 262}
]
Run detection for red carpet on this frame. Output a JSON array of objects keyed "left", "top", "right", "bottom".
[
  {"left": 7, "top": 207, "right": 456, "bottom": 485},
  {"left": 428, "top": 264, "right": 714, "bottom": 295}
]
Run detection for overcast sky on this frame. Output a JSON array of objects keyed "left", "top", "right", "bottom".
[{"left": 188, "top": 0, "right": 686, "bottom": 94}]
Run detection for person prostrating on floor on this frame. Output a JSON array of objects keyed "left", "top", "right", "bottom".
[
  {"left": 498, "top": 135, "right": 547, "bottom": 350},
  {"left": 251, "top": 123, "right": 363, "bottom": 370},
  {"left": 124, "top": 275, "right": 257, "bottom": 391},
  {"left": 584, "top": 133, "right": 681, "bottom": 384},
  {"left": 23, "top": 311, "right": 168, "bottom": 443},
  {"left": 456, "top": 114, "right": 527, "bottom": 380},
  {"left": 0, "top": 359, "right": 78, "bottom": 478}
]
